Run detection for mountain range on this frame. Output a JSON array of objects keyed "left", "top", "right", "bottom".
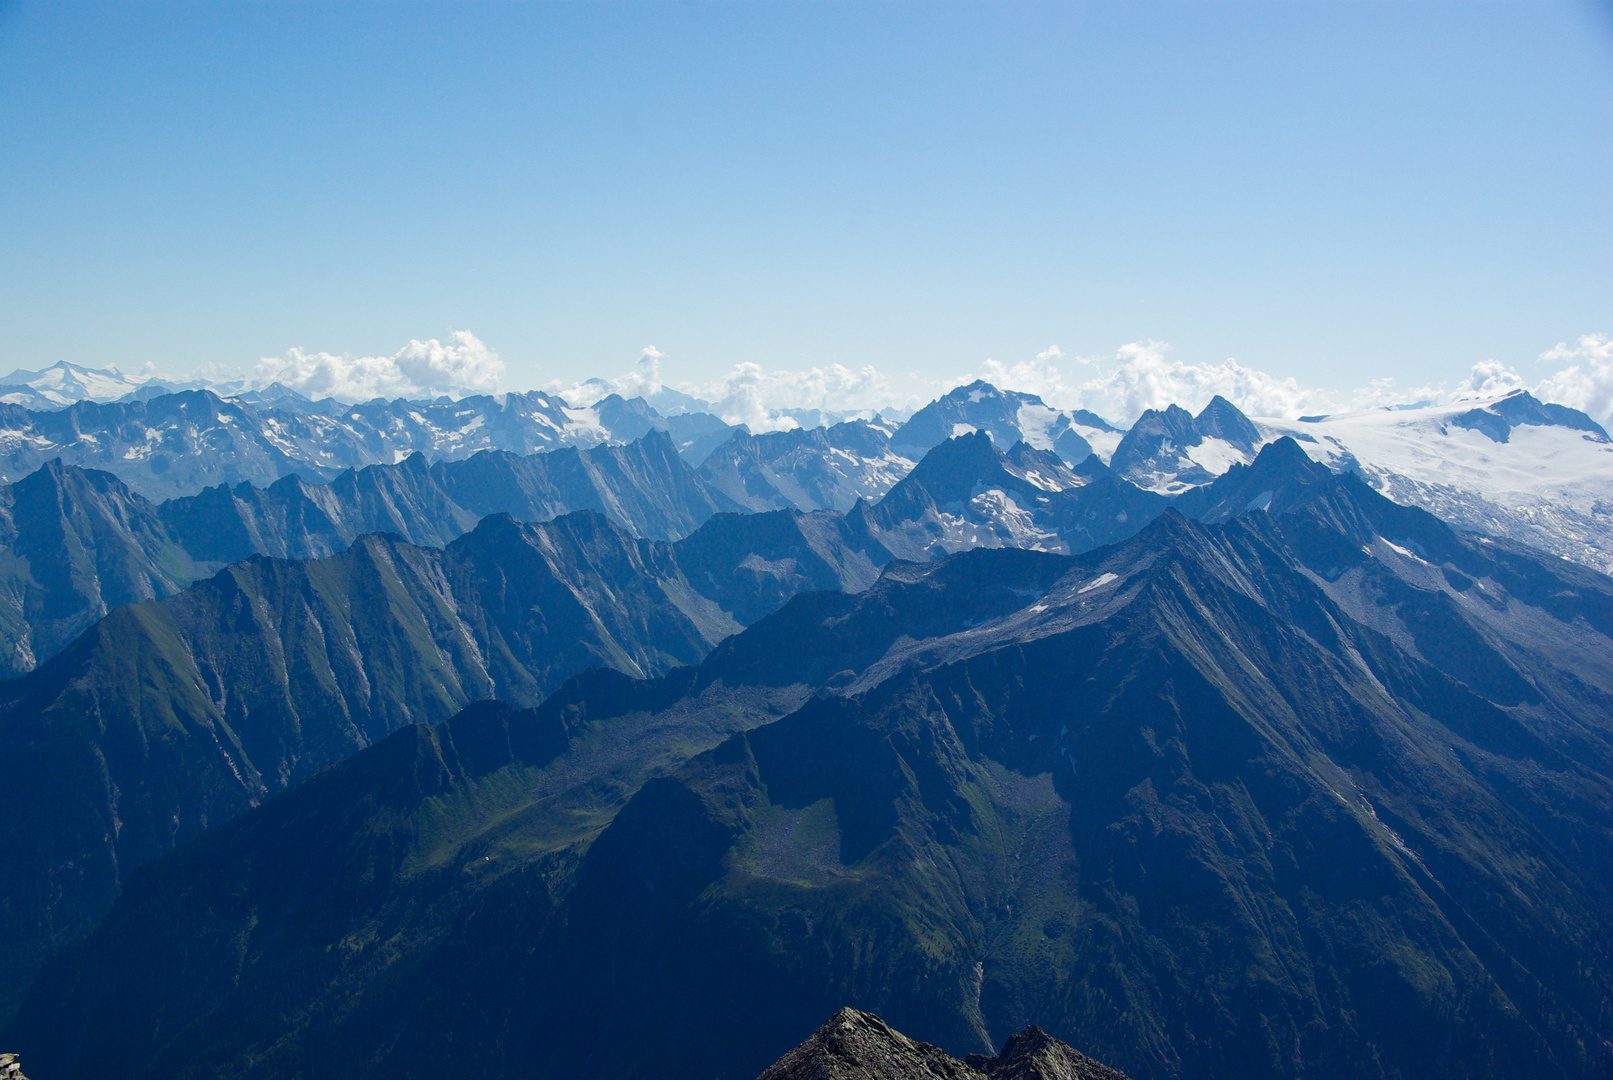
[
  {"left": 0, "top": 419, "right": 1367, "bottom": 683},
  {"left": 0, "top": 432, "right": 746, "bottom": 679},
  {"left": 0, "top": 503, "right": 890, "bottom": 1013},
  {"left": 2, "top": 366, "right": 1608, "bottom": 573},
  {"left": 0, "top": 367, "right": 1609, "bottom": 1080},
  {"left": 8, "top": 438, "right": 1611, "bottom": 1080}
]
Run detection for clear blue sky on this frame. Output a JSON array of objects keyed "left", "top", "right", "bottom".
[{"left": 1, "top": 0, "right": 1609, "bottom": 398}]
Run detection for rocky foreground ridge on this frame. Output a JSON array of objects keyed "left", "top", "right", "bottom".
[{"left": 758, "top": 1008, "right": 1129, "bottom": 1080}]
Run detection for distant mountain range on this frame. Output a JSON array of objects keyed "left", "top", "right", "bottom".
[
  {"left": 0, "top": 391, "right": 1602, "bottom": 684},
  {"left": 1, "top": 364, "right": 1607, "bottom": 570},
  {"left": 0, "top": 433, "right": 742, "bottom": 679},
  {"left": 8, "top": 439, "right": 1612, "bottom": 1080}
]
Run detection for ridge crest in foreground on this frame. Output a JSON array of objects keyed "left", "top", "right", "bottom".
[{"left": 757, "top": 1008, "right": 1129, "bottom": 1080}]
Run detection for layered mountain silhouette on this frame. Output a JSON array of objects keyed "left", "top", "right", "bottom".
[
  {"left": 0, "top": 388, "right": 714, "bottom": 500},
  {"left": 851, "top": 430, "right": 1167, "bottom": 560},
  {"left": 9, "top": 374, "right": 1612, "bottom": 573},
  {"left": 0, "top": 432, "right": 740, "bottom": 677},
  {"left": 13, "top": 448, "right": 1612, "bottom": 1080},
  {"left": 0, "top": 505, "right": 890, "bottom": 1012},
  {"left": 757, "top": 1008, "right": 1130, "bottom": 1080},
  {"left": 0, "top": 425, "right": 1193, "bottom": 680},
  {"left": 0, "top": 460, "right": 200, "bottom": 676},
  {"left": 696, "top": 420, "right": 914, "bottom": 513}
]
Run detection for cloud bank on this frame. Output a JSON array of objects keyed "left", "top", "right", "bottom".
[
  {"left": 949, "top": 336, "right": 1611, "bottom": 427},
  {"left": 1536, "top": 334, "right": 1613, "bottom": 427},
  {"left": 552, "top": 351, "right": 897, "bottom": 432},
  {"left": 700, "top": 361, "right": 893, "bottom": 431},
  {"left": 547, "top": 347, "right": 666, "bottom": 408},
  {"left": 257, "top": 331, "right": 504, "bottom": 401},
  {"left": 249, "top": 327, "right": 1611, "bottom": 430}
]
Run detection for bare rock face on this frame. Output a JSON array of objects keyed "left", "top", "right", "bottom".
[
  {"left": 0, "top": 1053, "right": 30, "bottom": 1080},
  {"left": 966, "top": 1026, "right": 1131, "bottom": 1080},
  {"left": 756, "top": 1009, "right": 1130, "bottom": 1080}
]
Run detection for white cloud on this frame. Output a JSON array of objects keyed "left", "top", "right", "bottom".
[
  {"left": 685, "top": 361, "right": 897, "bottom": 431},
  {"left": 1452, "top": 359, "right": 1529, "bottom": 400},
  {"left": 1537, "top": 333, "right": 1613, "bottom": 425},
  {"left": 953, "top": 341, "right": 1338, "bottom": 424},
  {"left": 617, "top": 346, "right": 665, "bottom": 400},
  {"left": 546, "top": 346, "right": 673, "bottom": 408},
  {"left": 969, "top": 345, "right": 1082, "bottom": 405},
  {"left": 256, "top": 330, "right": 504, "bottom": 401},
  {"left": 243, "top": 329, "right": 1610, "bottom": 429},
  {"left": 707, "top": 362, "right": 798, "bottom": 432},
  {"left": 943, "top": 338, "right": 1613, "bottom": 426}
]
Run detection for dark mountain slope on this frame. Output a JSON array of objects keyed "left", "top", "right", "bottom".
[
  {"left": 432, "top": 428, "right": 738, "bottom": 541},
  {"left": 1033, "top": 455, "right": 1171, "bottom": 552},
  {"left": 0, "top": 505, "right": 880, "bottom": 1015},
  {"left": 669, "top": 508, "right": 893, "bottom": 625},
  {"left": 758, "top": 1008, "right": 984, "bottom": 1080},
  {"left": 6, "top": 548, "right": 1080, "bottom": 1078},
  {"left": 1171, "top": 435, "right": 1334, "bottom": 523},
  {"left": 154, "top": 452, "right": 477, "bottom": 562},
  {"left": 536, "top": 507, "right": 1613, "bottom": 1080},
  {"left": 0, "top": 461, "right": 199, "bottom": 677},
  {"left": 15, "top": 479, "right": 1613, "bottom": 1080}
]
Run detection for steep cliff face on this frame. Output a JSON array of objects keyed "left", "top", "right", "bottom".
[{"left": 0, "top": 460, "right": 198, "bottom": 676}]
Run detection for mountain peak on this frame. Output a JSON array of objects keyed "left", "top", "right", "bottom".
[
  {"left": 1170, "top": 436, "right": 1332, "bottom": 524},
  {"left": 1193, "top": 394, "right": 1261, "bottom": 449},
  {"left": 972, "top": 1025, "right": 1132, "bottom": 1080},
  {"left": 1454, "top": 389, "right": 1611, "bottom": 443},
  {"left": 757, "top": 1009, "right": 1131, "bottom": 1080},
  {"left": 754, "top": 1007, "right": 980, "bottom": 1080}
]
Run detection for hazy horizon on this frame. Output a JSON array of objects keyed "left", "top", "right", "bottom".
[{"left": 2, "top": 2, "right": 1610, "bottom": 418}]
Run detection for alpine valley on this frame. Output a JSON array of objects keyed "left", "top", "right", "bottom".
[{"left": 0, "top": 371, "right": 1609, "bottom": 1080}]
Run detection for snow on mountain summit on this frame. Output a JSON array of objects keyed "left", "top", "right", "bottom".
[
  {"left": 0, "top": 361, "right": 154, "bottom": 408},
  {"left": 0, "top": 360, "right": 1606, "bottom": 572},
  {"left": 1257, "top": 390, "right": 1613, "bottom": 571}
]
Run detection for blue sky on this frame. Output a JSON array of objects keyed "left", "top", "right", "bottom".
[{"left": 1, "top": 1, "right": 1609, "bottom": 415}]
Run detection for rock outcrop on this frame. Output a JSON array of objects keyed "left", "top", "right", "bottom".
[{"left": 756, "top": 1008, "right": 1129, "bottom": 1080}]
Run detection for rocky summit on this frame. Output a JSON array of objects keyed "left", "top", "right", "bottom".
[{"left": 757, "top": 1009, "right": 1129, "bottom": 1080}]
